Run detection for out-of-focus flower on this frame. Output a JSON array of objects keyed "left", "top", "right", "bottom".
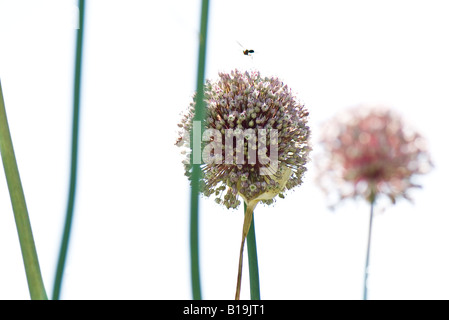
[
  {"left": 317, "top": 106, "right": 432, "bottom": 205},
  {"left": 176, "top": 69, "right": 311, "bottom": 209}
]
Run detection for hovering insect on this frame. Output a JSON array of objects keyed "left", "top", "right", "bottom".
[
  {"left": 243, "top": 49, "right": 255, "bottom": 56},
  {"left": 236, "top": 41, "right": 255, "bottom": 57}
]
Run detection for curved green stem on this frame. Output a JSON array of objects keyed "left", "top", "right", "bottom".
[
  {"left": 246, "top": 203, "right": 260, "bottom": 300},
  {"left": 189, "top": 0, "right": 210, "bottom": 300},
  {"left": 0, "top": 81, "right": 48, "bottom": 300},
  {"left": 52, "top": 0, "right": 85, "bottom": 300},
  {"left": 235, "top": 202, "right": 253, "bottom": 300}
]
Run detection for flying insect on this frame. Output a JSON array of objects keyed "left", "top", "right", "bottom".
[
  {"left": 243, "top": 49, "right": 255, "bottom": 56},
  {"left": 237, "top": 41, "right": 255, "bottom": 57}
]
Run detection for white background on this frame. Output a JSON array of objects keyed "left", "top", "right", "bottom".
[{"left": 0, "top": 0, "right": 448, "bottom": 299}]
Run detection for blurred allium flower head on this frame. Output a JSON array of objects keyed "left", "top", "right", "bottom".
[
  {"left": 317, "top": 106, "right": 432, "bottom": 205},
  {"left": 176, "top": 69, "right": 311, "bottom": 209}
]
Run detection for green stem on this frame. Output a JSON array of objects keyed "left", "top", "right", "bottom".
[
  {"left": 363, "top": 195, "right": 375, "bottom": 300},
  {"left": 190, "top": 165, "right": 202, "bottom": 300},
  {"left": 52, "top": 0, "right": 85, "bottom": 300},
  {"left": 189, "top": 0, "right": 210, "bottom": 300},
  {"left": 0, "top": 80, "right": 48, "bottom": 300},
  {"left": 246, "top": 203, "right": 260, "bottom": 300}
]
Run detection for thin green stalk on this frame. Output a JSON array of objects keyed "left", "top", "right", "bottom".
[
  {"left": 189, "top": 0, "right": 210, "bottom": 300},
  {"left": 0, "top": 80, "right": 48, "bottom": 300},
  {"left": 246, "top": 203, "right": 260, "bottom": 300},
  {"left": 52, "top": 0, "right": 85, "bottom": 300},
  {"left": 363, "top": 195, "right": 375, "bottom": 300},
  {"left": 235, "top": 201, "right": 257, "bottom": 300}
]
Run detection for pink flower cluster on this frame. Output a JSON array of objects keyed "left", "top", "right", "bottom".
[
  {"left": 318, "top": 107, "right": 432, "bottom": 204},
  {"left": 177, "top": 69, "right": 310, "bottom": 209}
]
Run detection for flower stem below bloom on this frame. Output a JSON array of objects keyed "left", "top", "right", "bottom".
[
  {"left": 363, "top": 195, "right": 376, "bottom": 300},
  {"left": 246, "top": 203, "right": 260, "bottom": 300},
  {"left": 235, "top": 200, "right": 258, "bottom": 300}
]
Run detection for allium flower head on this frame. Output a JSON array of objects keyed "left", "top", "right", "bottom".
[
  {"left": 176, "top": 69, "right": 311, "bottom": 209},
  {"left": 317, "top": 106, "right": 432, "bottom": 205}
]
